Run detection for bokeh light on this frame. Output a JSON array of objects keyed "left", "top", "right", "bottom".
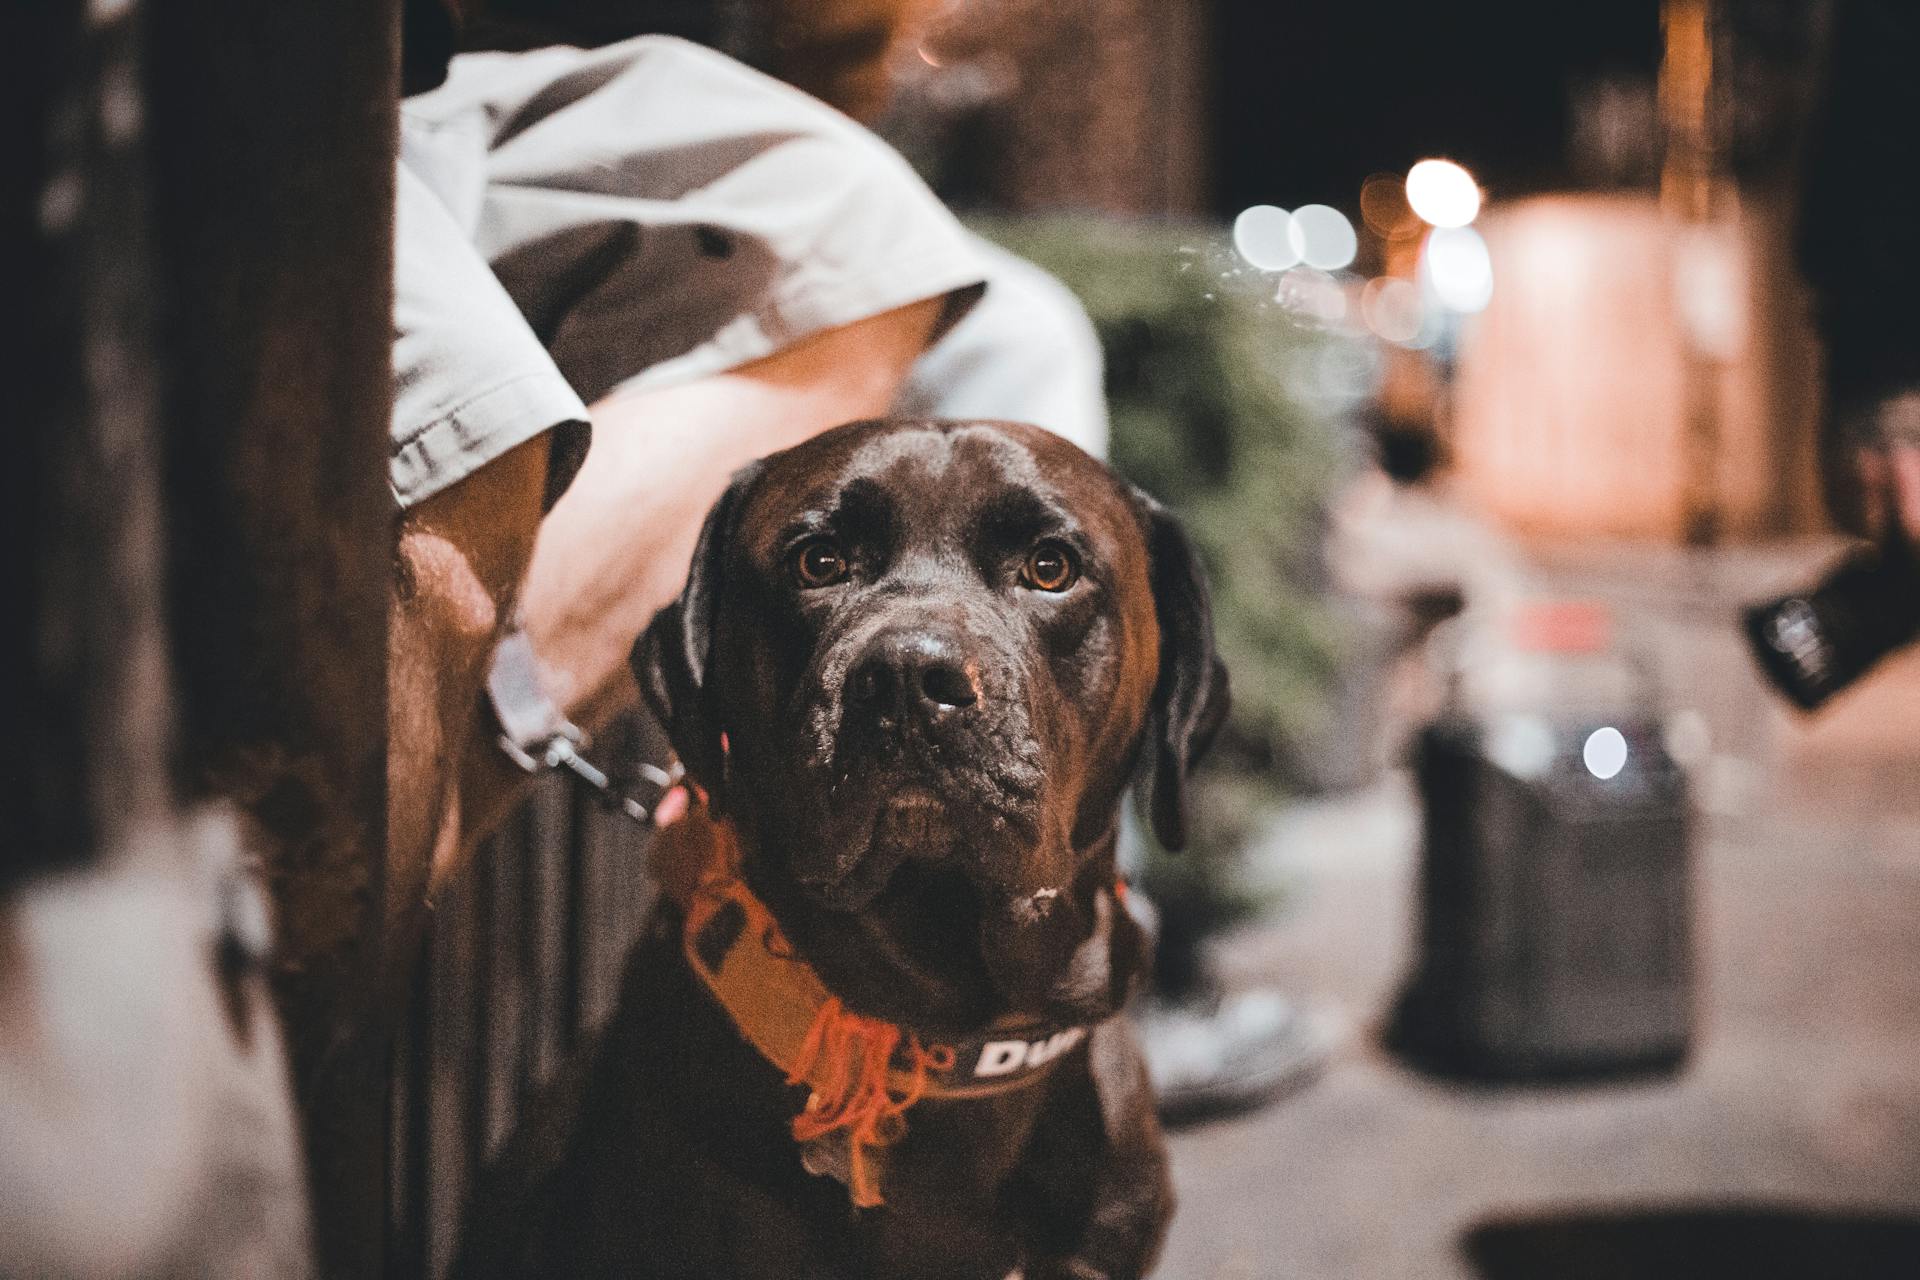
[
  {"left": 1360, "top": 174, "right": 1422, "bottom": 240},
  {"left": 1583, "top": 726, "right": 1629, "bottom": 780},
  {"left": 1405, "top": 158, "right": 1481, "bottom": 228},
  {"left": 1489, "top": 714, "right": 1557, "bottom": 778},
  {"left": 1361, "top": 276, "right": 1424, "bottom": 343},
  {"left": 1422, "top": 225, "right": 1493, "bottom": 313},
  {"left": 1276, "top": 266, "right": 1348, "bottom": 323},
  {"left": 1664, "top": 709, "right": 1712, "bottom": 767},
  {"left": 1232, "top": 204, "right": 1302, "bottom": 271},
  {"left": 1288, "top": 204, "right": 1359, "bottom": 270}
]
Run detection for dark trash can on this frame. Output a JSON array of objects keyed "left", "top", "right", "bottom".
[{"left": 1389, "top": 603, "right": 1694, "bottom": 1082}]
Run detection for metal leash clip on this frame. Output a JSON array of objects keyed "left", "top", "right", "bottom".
[{"left": 487, "top": 627, "right": 684, "bottom": 826}]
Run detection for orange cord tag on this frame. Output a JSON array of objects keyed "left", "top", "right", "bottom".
[{"left": 784, "top": 997, "right": 952, "bottom": 1207}]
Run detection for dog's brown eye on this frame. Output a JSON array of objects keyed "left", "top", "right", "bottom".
[
  {"left": 793, "top": 537, "right": 849, "bottom": 588},
  {"left": 1021, "top": 541, "right": 1078, "bottom": 592}
]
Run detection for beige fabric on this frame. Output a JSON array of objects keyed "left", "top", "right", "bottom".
[
  {"left": 899, "top": 233, "right": 1110, "bottom": 459},
  {"left": 390, "top": 36, "right": 988, "bottom": 508}
]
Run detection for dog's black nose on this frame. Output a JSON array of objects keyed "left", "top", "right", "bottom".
[{"left": 849, "top": 631, "right": 981, "bottom": 721}]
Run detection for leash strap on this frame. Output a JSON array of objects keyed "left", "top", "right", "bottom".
[{"left": 486, "top": 626, "right": 680, "bottom": 823}]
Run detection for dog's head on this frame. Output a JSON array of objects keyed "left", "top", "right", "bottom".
[{"left": 639, "top": 420, "right": 1227, "bottom": 1026}]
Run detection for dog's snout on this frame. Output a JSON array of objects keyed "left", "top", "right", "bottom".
[{"left": 848, "top": 631, "right": 981, "bottom": 721}]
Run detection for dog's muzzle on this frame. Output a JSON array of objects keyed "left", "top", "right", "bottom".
[{"left": 786, "top": 624, "right": 1044, "bottom": 907}]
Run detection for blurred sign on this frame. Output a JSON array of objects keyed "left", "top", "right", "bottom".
[{"left": 1448, "top": 194, "right": 1821, "bottom": 541}]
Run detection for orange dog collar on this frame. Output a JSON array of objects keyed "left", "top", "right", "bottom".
[{"left": 666, "top": 824, "right": 1091, "bottom": 1208}]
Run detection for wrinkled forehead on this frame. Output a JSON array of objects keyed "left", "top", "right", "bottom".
[{"left": 741, "top": 420, "right": 1142, "bottom": 556}]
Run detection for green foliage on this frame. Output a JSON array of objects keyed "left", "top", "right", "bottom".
[
  {"left": 977, "top": 218, "right": 1352, "bottom": 760},
  {"left": 973, "top": 217, "right": 1360, "bottom": 904}
]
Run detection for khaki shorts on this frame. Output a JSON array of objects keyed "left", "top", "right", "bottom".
[{"left": 390, "top": 36, "right": 987, "bottom": 509}]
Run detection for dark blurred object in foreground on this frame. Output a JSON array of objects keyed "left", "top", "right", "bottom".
[
  {"left": 1390, "top": 605, "right": 1693, "bottom": 1082},
  {"left": 1465, "top": 1207, "right": 1920, "bottom": 1280},
  {"left": 1788, "top": 0, "right": 1920, "bottom": 692},
  {"left": 1797, "top": 0, "right": 1920, "bottom": 417},
  {"left": 1743, "top": 535, "right": 1920, "bottom": 711}
]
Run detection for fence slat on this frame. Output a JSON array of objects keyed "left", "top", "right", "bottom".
[{"left": 392, "top": 710, "right": 674, "bottom": 1272}]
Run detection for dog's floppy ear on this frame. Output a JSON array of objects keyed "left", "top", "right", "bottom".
[
  {"left": 1130, "top": 486, "right": 1230, "bottom": 852},
  {"left": 633, "top": 462, "right": 762, "bottom": 795}
]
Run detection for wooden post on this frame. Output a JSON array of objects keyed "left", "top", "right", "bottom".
[
  {"left": 143, "top": 2, "right": 399, "bottom": 1274},
  {"left": 9, "top": 2, "right": 312, "bottom": 1272},
  {"left": 1660, "top": 0, "right": 1732, "bottom": 545},
  {"left": 938, "top": 0, "right": 1211, "bottom": 216},
  {"left": 8, "top": 0, "right": 177, "bottom": 885}
]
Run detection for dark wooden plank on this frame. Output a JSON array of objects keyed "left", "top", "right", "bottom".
[
  {"left": 141, "top": 2, "right": 400, "bottom": 1273},
  {"left": 9, "top": 0, "right": 173, "bottom": 877},
  {"left": 481, "top": 806, "right": 528, "bottom": 1159},
  {"left": 563, "top": 780, "right": 593, "bottom": 1055},
  {"left": 426, "top": 867, "right": 481, "bottom": 1280},
  {"left": 575, "top": 778, "right": 626, "bottom": 1036},
  {"left": 525, "top": 775, "right": 574, "bottom": 1087},
  {"left": 466, "top": 838, "right": 499, "bottom": 1186},
  {"left": 387, "top": 950, "right": 433, "bottom": 1279},
  {"left": 398, "top": 719, "right": 678, "bottom": 1267}
]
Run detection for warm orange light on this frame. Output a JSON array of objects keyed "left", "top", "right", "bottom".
[{"left": 1360, "top": 174, "right": 1421, "bottom": 239}]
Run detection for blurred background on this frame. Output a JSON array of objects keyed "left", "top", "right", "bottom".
[
  {"left": 16, "top": 0, "right": 1920, "bottom": 1276},
  {"left": 861, "top": 1, "right": 1920, "bottom": 1275}
]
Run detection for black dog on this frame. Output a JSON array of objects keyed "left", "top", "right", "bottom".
[{"left": 457, "top": 419, "right": 1227, "bottom": 1280}]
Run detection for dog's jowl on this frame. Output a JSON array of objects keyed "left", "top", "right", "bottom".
[{"left": 456, "top": 419, "right": 1227, "bottom": 1280}]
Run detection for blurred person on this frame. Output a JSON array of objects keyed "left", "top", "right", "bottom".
[
  {"left": 1744, "top": 0, "right": 1920, "bottom": 708},
  {"left": 1325, "top": 404, "right": 1529, "bottom": 777},
  {"left": 1799, "top": 0, "right": 1920, "bottom": 563}
]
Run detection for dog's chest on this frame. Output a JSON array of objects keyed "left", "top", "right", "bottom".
[{"left": 840, "top": 1084, "right": 1051, "bottom": 1197}]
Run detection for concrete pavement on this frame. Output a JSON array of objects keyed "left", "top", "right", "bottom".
[{"left": 1154, "top": 543, "right": 1920, "bottom": 1278}]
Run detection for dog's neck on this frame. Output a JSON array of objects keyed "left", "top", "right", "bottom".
[
  {"left": 653, "top": 814, "right": 1106, "bottom": 1210},
  {"left": 715, "top": 812, "right": 1130, "bottom": 1037}
]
